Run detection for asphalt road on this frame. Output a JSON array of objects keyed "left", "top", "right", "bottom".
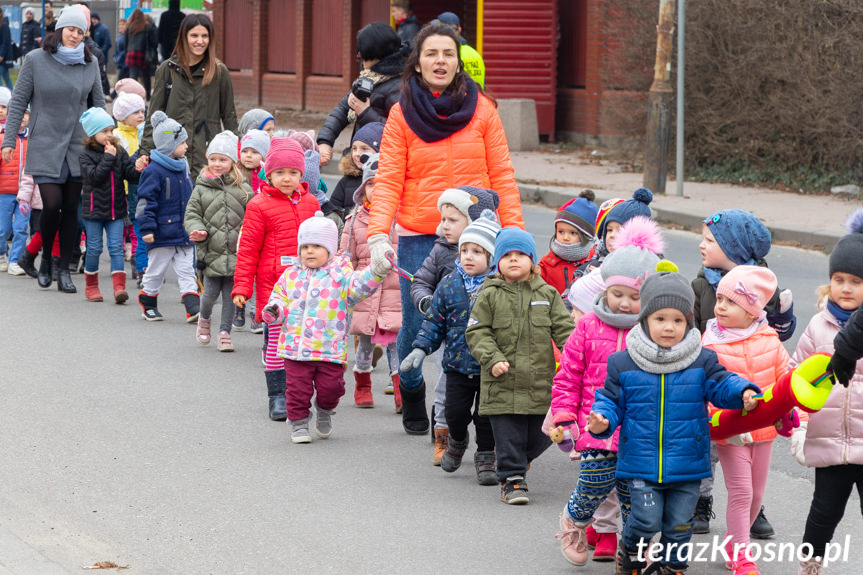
[{"left": 0, "top": 199, "right": 858, "bottom": 575}]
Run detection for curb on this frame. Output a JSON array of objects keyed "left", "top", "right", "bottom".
[{"left": 0, "top": 527, "right": 76, "bottom": 575}]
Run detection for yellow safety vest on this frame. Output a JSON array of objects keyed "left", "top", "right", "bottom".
[{"left": 460, "top": 43, "right": 485, "bottom": 88}]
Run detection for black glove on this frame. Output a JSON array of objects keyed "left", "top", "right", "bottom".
[{"left": 827, "top": 352, "right": 855, "bottom": 387}]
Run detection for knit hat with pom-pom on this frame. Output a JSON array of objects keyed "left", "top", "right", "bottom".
[
  {"left": 459, "top": 210, "right": 501, "bottom": 260},
  {"left": 554, "top": 190, "right": 598, "bottom": 239},
  {"left": 638, "top": 260, "right": 696, "bottom": 328},
  {"left": 830, "top": 208, "right": 863, "bottom": 280},
  {"left": 596, "top": 187, "right": 653, "bottom": 241},
  {"left": 150, "top": 111, "right": 188, "bottom": 156},
  {"left": 600, "top": 216, "right": 664, "bottom": 290}
]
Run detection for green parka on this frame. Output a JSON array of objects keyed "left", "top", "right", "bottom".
[
  {"left": 142, "top": 56, "right": 238, "bottom": 177},
  {"left": 184, "top": 172, "right": 252, "bottom": 277},
  {"left": 466, "top": 275, "right": 573, "bottom": 416}
]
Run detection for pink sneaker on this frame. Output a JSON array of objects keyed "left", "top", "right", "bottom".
[{"left": 556, "top": 508, "right": 588, "bottom": 566}]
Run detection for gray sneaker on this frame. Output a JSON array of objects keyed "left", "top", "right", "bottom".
[
  {"left": 0, "top": 254, "right": 7, "bottom": 272},
  {"left": 474, "top": 451, "right": 498, "bottom": 485},
  {"left": 314, "top": 403, "right": 334, "bottom": 439},
  {"left": 500, "top": 475, "right": 529, "bottom": 505},
  {"left": 290, "top": 418, "right": 312, "bottom": 444}
]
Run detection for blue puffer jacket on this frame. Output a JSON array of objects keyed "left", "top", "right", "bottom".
[
  {"left": 412, "top": 270, "right": 485, "bottom": 375},
  {"left": 136, "top": 160, "right": 193, "bottom": 251},
  {"left": 592, "top": 347, "right": 758, "bottom": 484}
]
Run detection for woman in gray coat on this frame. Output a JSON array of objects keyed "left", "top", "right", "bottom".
[{"left": 1, "top": 7, "right": 104, "bottom": 293}]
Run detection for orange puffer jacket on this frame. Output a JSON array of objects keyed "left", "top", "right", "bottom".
[
  {"left": 704, "top": 321, "right": 791, "bottom": 444},
  {"left": 367, "top": 94, "right": 524, "bottom": 237}
]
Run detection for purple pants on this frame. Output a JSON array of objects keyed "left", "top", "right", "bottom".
[{"left": 284, "top": 358, "right": 346, "bottom": 421}]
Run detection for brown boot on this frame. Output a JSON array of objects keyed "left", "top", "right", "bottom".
[
  {"left": 392, "top": 373, "right": 402, "bottom": 414},
  {"left": 353, "top": 370, "right": 374, "bottom": 408},
  {"left": 112, "top": 271, "right": 128, "bottom": 303},
  {"left": 84, "top": 271, "right": 103, "bottom": 302},
  {"left": 433, "top": 427, "right": 449, "bottom": 466}
]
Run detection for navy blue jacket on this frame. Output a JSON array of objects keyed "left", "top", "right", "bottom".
[
  {"left": 413, "top": 270, "right": 484, "bottom": 375},
  {"left": 592, "top": 347, "right": 759, "bottom": 484},
  {"left": 410, "top": 237, "right": 458, "bottom": 312},
  {"left": 135, "top": 160, "right": 193, "bottom": 250}
]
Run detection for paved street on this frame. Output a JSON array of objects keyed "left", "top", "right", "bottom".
[{"left": 0, "top": 200, "right": 859, "bottom": 574}]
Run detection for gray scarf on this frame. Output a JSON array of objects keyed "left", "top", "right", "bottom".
[
  {"left": 592, "top": 293, "right": 640, "bottom": 329},
  {"left": 625, "top": 324, "right": 703, "bottom": 374},
  {"left": 550, "top": 238, "right": 593, "bottom": 263}
]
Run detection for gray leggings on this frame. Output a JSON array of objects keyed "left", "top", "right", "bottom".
[{"left": 201, "top": 275, "right": 235, "bottom": 333}]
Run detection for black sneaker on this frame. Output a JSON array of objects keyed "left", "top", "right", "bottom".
[
  {"left": 233, "top": 304, "right": 246, "bottom": 329},
  {"left": 616, "top": 540, "right": 647, "bottom": 575},
  {"left": 142, "top": 308, "right": 163, "bottom": 321},
  {"left": 692, "top": 495, "right": 714, "bottom": 534},
  {"left": 750, "top": 505, "right": 775, "bottom": 539},
  {"left": 500, "top": 475, "right": 529, "bottom": 505}
]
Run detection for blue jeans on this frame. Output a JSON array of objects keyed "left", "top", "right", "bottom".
[
  {"left": 0, "top": 195, "right": 28, "bottom": 262},
  {"left": 133, "top": 219, "right": 148, "bottom": 272},
  {"left": 82, "top": 218, "right": 125, "bottom": 272},
  {"left": 396, "top": 234, "right": 437, "bottom": 391},
  {"left": 622, "top": 479, "right": 700, "bottom": 569},
  {"left": 0, "top": 66, "right": 12, "bottom": 89}
]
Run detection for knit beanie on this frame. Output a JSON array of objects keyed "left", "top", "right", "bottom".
[
  {"left": 150, "top": 111, "right": 188, "bottom": 156},
  {"left": 114, "top": 78, "right": 147, "bottom": 99},
  {"left": 437, "top": 186, "right": 500, "bottom": 222},
  {"left": 301, "top": 149, "right": 321, "bottom": 190},
  {"left": 56, "top": 6, "right": 88, "bottom": 32},
  {"left": 703, "top": 209, "right": 771, "bottom": 265},
  {"left": 596, "top": 187, "right": 653, "bottom": 240},
  {"left": 459, "top": 211, "right": 501, "bottom": 261},
  {"left": 206, "top": 130, "right": 239, "bottom": 163},
  {"left": 353, "top": 153, "right": 379, "bottom": 206},
  {"left": 600, "top": 216, "right": 664, "bottom": 290},
  {"left": 297, "top": 211, "right": 338, "bottom": 257},
  {"left": 238, "top": 108, "right": 274, "bottom": 135},
  {"left": 264, "top": 137, "right": 304, "bottom": 177},
  {"left": 79, "top": 107, "right": 114, "bottom": 137},
  {"left": 716, "top": 265, "right": 777, "bottom": 318},
  {"left": 829, "top": 209, "right": 863, "bottom": 279},
  {"left": 493, "top": 227, "right": 538, "bottom": 268},
  {"left": 555, "top": 192, "right": 598, "bottom": 239},
  {"left": 240, "top": 129, "right": 270, "bottom": 158},
  {"left": 287, "top": 129, "right": 318, "bottom": 153},
  {"left": 111, "top": 92, "right": 146, "bottom": 121},
  {"left": 353, "top": 121, "right": 385, "bottom": 152},
  {"left": 638, "top": 261, "right": 696, "bottom": 327},
  {"left": 74, "top": 4, "right": 91, "bottom": 29},
  {"left": 0, "top": 87, "right": 10, "bottom": 108}
]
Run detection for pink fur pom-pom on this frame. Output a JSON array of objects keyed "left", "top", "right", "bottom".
[
  {"left": 611, "top": 215, "right": 665, "bottom": 254},
  {"left": 844, "top": 208, "right": 863, "bottom": 235}
]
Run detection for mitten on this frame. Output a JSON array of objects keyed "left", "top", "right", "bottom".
[
  {"left": 725, "top": 432, "right": 753, "bottom": 447},
  {"left": 399, "top": 348, "right": 426, "bottom": 372},
  {"left": 370, "top": 248, "right": 393, "bottom": 278},
  {"left": 774, "top": 408, "right": 800, "bottom": 438},
  {"left": 767, "top": 289, "right": 796, "bottom": 342},
  {"left": 827, "top": 352, "right": 854, "bottom": 388},
  {"left": 417, "top": 295, "right": 432, "bottom": 315},
  {"left": 550, "top": 411, "right": 579, "bottom": 453},
  {"left": 18, "top": 201, "right": 30, "bottom": 217},
  {"left": 790, "top": 422, "right": 807, "bottom": 466},
  {"left": 261, "top": 303, "right": 281, "bottom": 324},
  {"left": 368, "top": 234, "right": 395, "bottom": 276}
]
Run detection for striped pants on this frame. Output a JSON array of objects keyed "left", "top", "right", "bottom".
[{"left": 566, "top": 448, "right": 631, "bottom": 526}]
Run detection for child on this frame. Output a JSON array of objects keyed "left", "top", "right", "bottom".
[
  {"left": 238, "top": 129, "right": 269, "bottom": 194},
  {"left": 78, "top": 107, "right": 141, "bottom": 303},
  {"left": 552, "top": 216, "right": 664, "bottom": 565},
  {"left": 466, "top": 227, "right": 574, "bottom": 504},
  {"left": 539, "top": 190, "right": 598, "bottom": 303},
  {"left": 410, "top": 185, "right": 500, "bottom": 465},
  {"left": 288, "top": 130, "right": 342, "bottom": 235},
  {"left": 402, "top": 213, "right": 501, "bottom": 483},
  {"left": 238, "top": 108, "right": 275, "bottom": 137},
  {"left": 0, "top": 91, "right": 30, "bottom": 275},
  {"left": 136, "top": 111, "right": 199, "bottom": 321},
  {"left": 587, "top": 264, "right": 760, "bottom": 575},
  {"left": 261, "top": 213, "right": 392, "bottom": 443},
  {"left": 331, "top": 121, "right": 384, "bottom": 218},
  {"left": 339, "top": 153, "right": 402, "bottom": 410},
  {"left": 231, "top": 137, "right": 320, "bottom": 422},
  {"left": 702, "top": 266, "right": 791, "bottom": 575},
  {"left": 791, "top": 212, "right": 863, "bottom": 575},
  {"left": 184, "top": 130, "right": 251, "bottom": 352}
]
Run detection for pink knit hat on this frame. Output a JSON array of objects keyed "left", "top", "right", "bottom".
[
  {"left": 114, "top": 78, "right": 147, "bottom": 99},
  {"left": 265, "top": 137, "right": 305, "bottom": 177},
  {"left": 716, "top": 265, "right": 777, "bottom": 318},
  {"left": 297, "top": 211, "right": 338, "bottom": 257},
  {"left": 287, "top": 129, "right": 318, "bottom": 153}
]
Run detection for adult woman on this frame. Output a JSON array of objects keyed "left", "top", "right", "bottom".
[
  {"left": 1, "top": 7, "right": 104, "bottom": 293},
  {"left": 124, "top": 9, "right": 157, "bottom": 100},
  {"left": 140, "top": 14, "right": 237, "bottom": 178},
  {"left": 367, "top": 22, "right": 524, "bottom": 435},
  {"left": 317, "top": 22, "right": 407, "bottom": 166}
]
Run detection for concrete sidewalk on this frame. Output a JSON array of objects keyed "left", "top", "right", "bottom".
[{"left": 0, "top": 527, "right": 74, "bottom": 575}]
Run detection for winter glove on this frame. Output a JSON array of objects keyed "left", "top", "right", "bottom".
[
  {"left": 18, "top": 201, "right": 30, "bottom": 217},
  {"left": 827, "top": 352, "right": 855, "bottom": 388},
  {"left": 767, "top": 289, "right": 796, "bottom": 342},
  {"left": 550, "top": 411, "right": 579, "bottom": 453},
  {"left": 261, "top": 303, "right": 281, "bottom": 324},
  {"left": 370, "top": 247, "right": 393, "bottom": 278},
  {"left": 399, "top": 348, "right": 426, "bottom": 372},
  {"left": 790, "top": 422, "right": 808, "bottom": 466},
  {"left": 417, "top": 295, "right": 433, "bottom": 315},
  {"left": 774, "top": 408, "right": 800, "bottom": 438},
  {"left": 725, "top": 432, "right": 753, "bottom": 447},
  {"left": 368, "top": 234, "right": 395, "bottom": 277}
]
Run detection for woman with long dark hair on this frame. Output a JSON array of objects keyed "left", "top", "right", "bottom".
[
  {"left": 139, "top": 14, "right": 237, "bottom": 178},
  {"left": 1, "top": 7, "right": 104, "bottom": 292},
  {"left": 124, "top": 9, "right": 157, "bottom": 100}
]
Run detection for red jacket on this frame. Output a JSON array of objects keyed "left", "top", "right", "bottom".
[
  {"left": 539, "top": 249, "right": 593, "bottom": 296},
  {"left": 232, "top": 182, "right": 320, "bottom": 322},
  {"left": 0, "top": 132, "right": 27, "bottom": 194}
]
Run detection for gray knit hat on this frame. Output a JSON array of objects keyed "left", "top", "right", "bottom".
[
  {"left": 56, "top": 6, "right": 89, "bottom": 32},
  {"left": 240, "top": 129, "right": 270, "bottom": 158},
  {"left": 459, "top": 210, "right": 501, "bottom": 260},
  {"left": 353, "top": 153, "right": 379, "bottom": 206},
  {"left": 638, "top": 262, "right": 696, "bottom": 327},
  {"left": 237, "top": 108, "right": 274, "bottom": 135},
  {"left": 600, "top": 216, "right": 664, "bottom": 290},
  {"left": 829, "top": 209, "right": 863, "bottom": 280},
  {"left": 0, "top": 87, "right": 11, "bottom": 108},
  {"left": 151, "top": 111, "right": 188, "bottom": 156},
  {"left": 206, "top": 130, "right": 239, "bottom": 163}
]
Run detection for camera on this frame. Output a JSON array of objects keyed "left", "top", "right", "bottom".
[{"left": 351, "top": 76, "right": 374, "bottom": 102}]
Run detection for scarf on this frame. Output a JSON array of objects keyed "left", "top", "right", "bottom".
[
  {"left": 592, "top": 293, "right": 640, "bottom": 329},
  {"left": 150, "top": 149, "right": 190, "bottom": 178},
  {"left": 827, "top": 299, "right": 853, "bottom": 327},
  {"left": 401, "top": 75, "right": 479, "bottom": 143},
  {"left": 551, "top": 238, "right": 593, "bottom": 263},
  {"left": 704, "top": 259, "right": 760, "bottom": 288},
  {"left": 456, "top": 260, "right": 494, "bottom": 295},
  {"left": 52, "top": 43, "right": 86, "bottom": 66},
  {"left": 347, "top": 68, "right": 396, "bottom": 123},
  {"left": 625, "top": 324, "right": 703, "bottom": 374},
  {"left": 114, "top": 122, "right": 141, "bottom": 155},
  {"left": 701, "top": 313, "right": 766, "bottom": 346}
]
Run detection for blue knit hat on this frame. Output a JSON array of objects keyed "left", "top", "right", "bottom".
[
  {"left": 555, "top": 195, "right": 599, "bottom": 238},
  {"left": 493, "top": 227, "right": 538, "bottom": 268},
  {"left": 599, "top": 187, "right": 653, "bottom": 239},
  {"left": 703, "top": 209, "right": 771, "bottom": 265},
  {"left": 353, "top": 122, "right": 385, "bottom": 152},
  {"left": 79, "top": 107, "right": 114, "bottom": 137}
]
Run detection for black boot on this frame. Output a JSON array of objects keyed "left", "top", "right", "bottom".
[
  {"left": 18, "top": 250, "right": 38, "bottom": 278},
  {"left": 37, "top": 255, "right": 52, "bottom": 288},
  {"left": 750, "top": 505, "right": 775, "bottom": 539},
  {"left": 616, "top": 540, "right": 647, "bottom": 575},
  {"left": 51, "top": 256, "right": 60, "bottom": 282},
  {"left": 138, "top": 292, "right": 163, "bottom": 321},
  {"left": 692, "top": 495, "right": 714, "bottom": 534},
  {"left": 265, "top": 370, "right": 287, "bottom": 421},
  {"left": 57, "top": 268, "right": 77, "bottom": 293},
  {"left": 400, "top": 380, "right": 429, "bottom": 435},
  {"left": 182, "top": 292, "right": 200, "bottom": 323}
]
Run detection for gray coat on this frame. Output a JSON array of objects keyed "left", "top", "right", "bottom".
[{"left": 1, "top": 49, "right": 105, "bottom": 179}]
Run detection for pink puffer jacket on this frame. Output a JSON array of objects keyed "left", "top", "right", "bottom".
[
  {"left": 791, "top": 308, "right": 863, "bottom": 467},
  {"left": 551, "top": 312, "right": 629, "bottom": 452},
  {"left": 339, "top": 206, "right": 402, "bottom": 336}
]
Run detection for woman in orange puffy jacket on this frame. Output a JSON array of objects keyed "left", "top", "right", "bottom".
[{"left": 366, "top": 22, "right": 524, "bottom": 435}]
